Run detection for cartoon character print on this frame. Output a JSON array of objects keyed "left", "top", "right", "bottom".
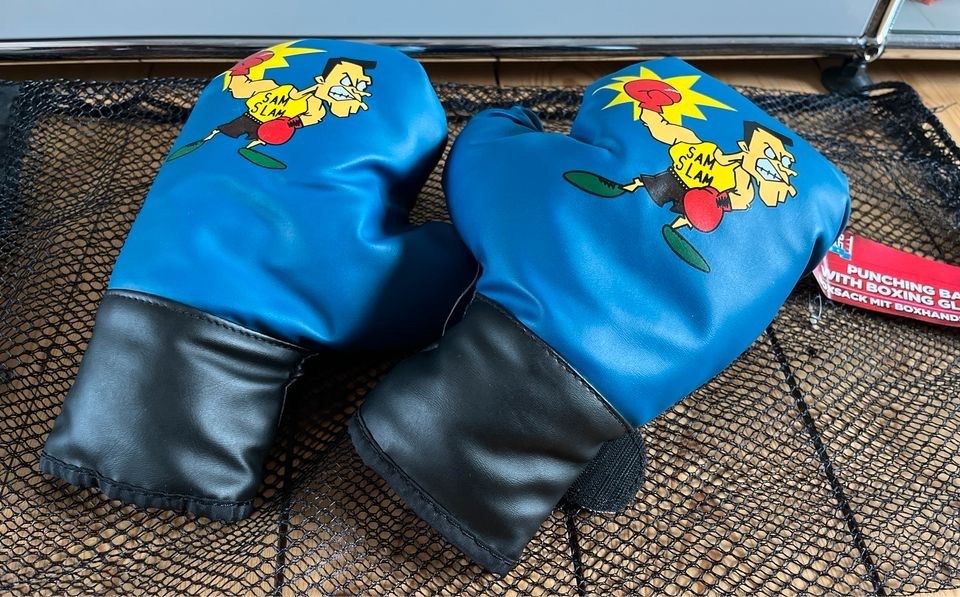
[
  {"left": 166, "top": 42, "right": 375, "bottom": 170},
  {"left": 564, "top": 68, "right": 798, "bottom": 272}
]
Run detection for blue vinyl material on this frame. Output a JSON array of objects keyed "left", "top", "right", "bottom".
[
  {"left": 110, "top": 40, "right": 475, "bottom": 350},
  {"left": 445, "top": 57, "right": 850, "bottom": 426}
]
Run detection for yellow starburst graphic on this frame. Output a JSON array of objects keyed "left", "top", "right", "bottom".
[
  {"left": 599, "top": 67, "right": 734, "bottom": 125},
  {"left": 223, "top": 41, "right": 324, "bottom": 90}
]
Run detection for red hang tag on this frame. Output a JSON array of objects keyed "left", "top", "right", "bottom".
[{"left": 813, "top": 231, "right": 960, "bottom": 328}]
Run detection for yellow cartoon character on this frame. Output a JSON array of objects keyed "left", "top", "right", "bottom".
[
  {"left": 564, "top": 69, "right": 798, "bottom": 272},
  {"left": 167, "top": 43, "right": 375, "bottom": 170}
]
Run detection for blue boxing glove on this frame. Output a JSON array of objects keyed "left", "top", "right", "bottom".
[
  {"left": 41, "top": 40, "right": 475, "bottom": 521},
  {"left": 350, "top": 58, "right": 850, "bottom": 572}
]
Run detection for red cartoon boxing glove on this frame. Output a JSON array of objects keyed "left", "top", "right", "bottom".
[
  {"left": 682, "top": 187, "right": 733, "bottom": 232},
  {"left": 229, "top": 50, "right": 274, "bottom": 76},
  {"left": 623, "top": 79, "right": 681, "bottom": 113},
  {"left": 257, "top": 116, "right": 302, "bottom": 145}
]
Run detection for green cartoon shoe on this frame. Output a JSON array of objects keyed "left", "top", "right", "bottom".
[
  {"left": 563, "top": 170, "right": 627, "bottom": 198},
  {"left": 662, "top": 224, "right": 710, "bottom": 273},
  {"left": 165, "top": 140, "right": 206, "bottom": 162},
  {"left": 237, "top": 147, "right": 287, "bottom": 170}
]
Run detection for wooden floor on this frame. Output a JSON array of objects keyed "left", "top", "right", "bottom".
[{"left": 1, "top": 57, "right": 959, "bottom": 141}]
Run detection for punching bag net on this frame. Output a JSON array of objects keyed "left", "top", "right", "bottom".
[{"left": 0, "top": 78, "right": 958, "bottom": 595}]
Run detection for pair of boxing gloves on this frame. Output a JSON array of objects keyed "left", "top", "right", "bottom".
[{"left": 41, "top": 40, "right": 849, "bottom": 573}]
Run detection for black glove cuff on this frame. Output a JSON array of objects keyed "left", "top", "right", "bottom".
[
  {"left": 40, "top": 290, "right": 307, "bottom": 521},
  {"left": 349, "top": 295, "right": 631, "bottom": 574}
]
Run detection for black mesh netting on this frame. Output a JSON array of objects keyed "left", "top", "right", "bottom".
[{"left": 1, "top": 76, "right": 959, "bottom": 596}]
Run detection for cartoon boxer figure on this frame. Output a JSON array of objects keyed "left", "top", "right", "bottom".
[
  {"left": 167, "top": 44, "right": 375, "bottom": 170},
  {"left": 565, "top": 71, "right": 799, "bottom": 272}
]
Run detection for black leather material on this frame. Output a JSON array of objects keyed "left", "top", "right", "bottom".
[
  {"left": 349, "top": 296, "right": 632, "bottom": 574},
  {"left": 40, "top": 290, "right": 308, "bottom": 521}
]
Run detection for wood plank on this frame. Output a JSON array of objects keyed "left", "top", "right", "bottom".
[
  {"left": 0, "top": 61, "right": 152, "bottom": 80},
  {"left": 147, "top": 61, "right": 232, "bottom": 78},
  {"left": 496, "top": 60, "right": 632, "bottom": 87},
  {"left": 421, "top": 61, "right": 497, "bottom": 85}
]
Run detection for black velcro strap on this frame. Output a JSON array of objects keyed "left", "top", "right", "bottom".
[{"left": 564, "top": 428, "right": 646, "bottom": 513}]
